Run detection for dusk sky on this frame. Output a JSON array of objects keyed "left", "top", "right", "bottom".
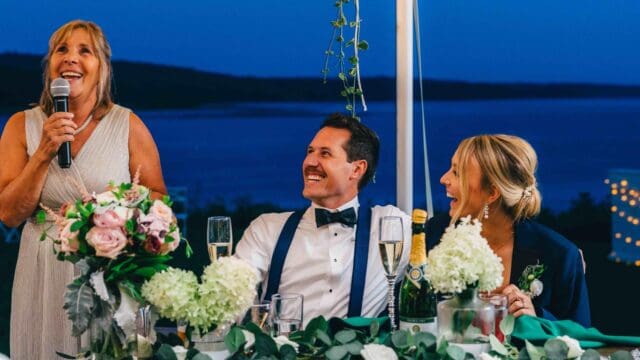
[{"left": 1, "top": 0, "right": 639, "bottom": 84}]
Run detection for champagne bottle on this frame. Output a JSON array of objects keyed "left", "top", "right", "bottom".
[{"left": 399, "top": 209, "right": 437, "bottom": 334}]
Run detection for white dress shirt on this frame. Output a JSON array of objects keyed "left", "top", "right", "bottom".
[{"left": 234, "top": 197, "right": 411, "bottom": 326}]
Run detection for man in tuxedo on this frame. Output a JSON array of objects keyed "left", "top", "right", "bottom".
[{"left": 234, "top": 113, "right": 410, "bottom": 325}]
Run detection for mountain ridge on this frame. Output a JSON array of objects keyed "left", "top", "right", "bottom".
[{"left": 2, "top": 52, "right": 640, "bottom": 113}]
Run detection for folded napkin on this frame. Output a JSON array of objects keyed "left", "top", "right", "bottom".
[
  {"left": 328, "top": 316, "right": 391, "bottom": 335},
  {"left": 513, "top": 315, "right": 640, "bottom": 348}
]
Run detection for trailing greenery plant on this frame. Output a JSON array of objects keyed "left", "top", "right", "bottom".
[{"left": 323, "top": 0, "right": 369, "bottom": 118}]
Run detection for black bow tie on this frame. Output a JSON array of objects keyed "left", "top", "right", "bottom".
[{"left": 315, "top": 207, "right": 357, "bottom": 228}]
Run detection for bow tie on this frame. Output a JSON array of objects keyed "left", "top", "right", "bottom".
[{"left": 315, "top": 207, "right": 357, "bottom": 228}]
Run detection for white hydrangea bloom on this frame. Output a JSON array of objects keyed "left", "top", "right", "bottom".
[
  {"left": 425, "top": 216, "right": 504, "bottom": 293},
  {"left": 557, "top": 335, "right": 585, "bottom": 359},
  {"left": 141, "top": 267, "right": 199, "bottom": 321},
  {"left": 361, "top": 344, "right": 398, "bottom": 360},
  {"left": 196, "top": 257, "right": 259, "bottom": 331}
]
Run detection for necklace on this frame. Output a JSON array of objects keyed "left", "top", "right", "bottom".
[{"left": 74, "top": 114, "right": 94, "bottom": 135}]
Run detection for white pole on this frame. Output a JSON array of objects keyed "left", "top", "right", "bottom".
[{"left": 397, "top": 0, "right": 413, "bottom": 214}]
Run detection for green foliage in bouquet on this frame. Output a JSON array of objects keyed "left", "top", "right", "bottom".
[{"left": 38, "top": 176, "right": 191, "bottom": 358}]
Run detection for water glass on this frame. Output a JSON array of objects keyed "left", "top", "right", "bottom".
[
  {"left": 207, "top": 216, "right": 233, "bottom": 261},
  {"left": 135, "top": 306, "right": 153, "bottom": 359},
  {"left": 479, "top": 292, "right": 508, "bottom": 341},
  {"left": 250, "top": 301, "right": 272, "bottom": 334},
  {"left": 270, "top": 293, "right": 303, "bottom": 337}
]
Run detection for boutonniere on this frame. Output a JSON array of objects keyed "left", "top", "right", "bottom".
[{"left": 518, "top": 262, "right": 545, "bottom": 298}]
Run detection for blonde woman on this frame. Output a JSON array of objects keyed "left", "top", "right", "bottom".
[
  {"left": 426, "top": 134, "right": 590, "bottom": 327},
  {"left": 0, "top": 20, "right": 166, "bottom": 358}
]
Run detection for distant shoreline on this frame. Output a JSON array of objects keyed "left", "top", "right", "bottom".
[{"left": 2, "top": 52, "right": 640, "bottom": 113}]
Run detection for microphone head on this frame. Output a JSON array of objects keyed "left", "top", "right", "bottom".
[{"left": 50, "top": 78, "right": 70, "bottom": 97}]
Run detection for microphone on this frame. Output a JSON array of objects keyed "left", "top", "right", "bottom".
[{"left": 50, "top": 78, "right": 71, "bottom": 168}]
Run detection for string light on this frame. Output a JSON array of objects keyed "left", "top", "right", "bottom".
[{"left": 608, "top": 174, "right": 640, "bottom": 266}]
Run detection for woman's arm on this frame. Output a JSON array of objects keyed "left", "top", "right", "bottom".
[
  {"left": 0, "top": 111, "right": 76, "bottom": 227},
  {"left": 128, "top": 112, "right": 167, "bottom": 199}
]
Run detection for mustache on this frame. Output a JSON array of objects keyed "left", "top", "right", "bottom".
[{"left": 304, "top": 166, "right": 326, "bottom": 176}]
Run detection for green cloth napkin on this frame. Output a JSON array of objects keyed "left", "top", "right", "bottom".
[
  {"left": 328, "top": 316, "right": 391, "bottom": 335},
  {"left": 513, "top": 315, "right": 640, "bottom": 348}
]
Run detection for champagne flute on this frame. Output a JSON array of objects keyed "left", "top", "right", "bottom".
[
  {"left": 378, "top": 215, "right": 404, "bottom": 330},
  {"left": 207, "top": 216, "right": 233, "bottom": 261}
]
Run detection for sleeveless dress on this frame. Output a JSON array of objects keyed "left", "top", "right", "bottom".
[{"left": 10, "top": 105, "right": 131, "bottom": 359}]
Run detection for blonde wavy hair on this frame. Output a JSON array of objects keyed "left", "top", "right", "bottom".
[
  {"left": 451, "top": 134, "right": 541, "bottom": 223},
  {"left": 38, "top": 20, "right": 113, "bottom": 117}
]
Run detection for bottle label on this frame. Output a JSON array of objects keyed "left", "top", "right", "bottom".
[
  {"left": 405, "top": 264, "right": 425, "bottom": 289},
  {"left": 399, "top": 318, "right": 437, "bottom": 334}
]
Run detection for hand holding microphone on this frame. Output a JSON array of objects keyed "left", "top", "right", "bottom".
[{"left": 49, "top": 78, "right": 74, "bottom": 168}]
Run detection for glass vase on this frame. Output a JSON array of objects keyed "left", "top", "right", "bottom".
[
  {"left": 436, "top": 285, "right": 495, "bottom": 355},
  {"left": 88, "top": 319, "right": 130, "bottom": 359}
]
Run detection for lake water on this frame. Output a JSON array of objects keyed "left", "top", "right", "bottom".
[{"left": 3, "top": 99, "right": 640, "bottom": 212}]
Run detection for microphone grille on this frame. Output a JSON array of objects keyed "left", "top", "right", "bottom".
[{"left": 50, "top": 78, "right": 70, "bottom": 97}]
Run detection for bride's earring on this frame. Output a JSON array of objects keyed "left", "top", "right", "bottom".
[{"left": 483, "top": 203, "right": 489, "bottom": 219}]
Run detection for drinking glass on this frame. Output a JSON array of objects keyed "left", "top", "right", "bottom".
[
  {"left": 134, "top": 305, "right": 153, "bottom": 359},
  {"left": 479, "top": 292, "right": 508, "bottom": 341},
  {"left": 378, "top": 215, "right": 404, "bottom": 329},
  {"left": 270, "top": 293, "right": 303, "bottom": 337},
  {"left": 249, "top": 301, "right": 272, "bottom": 334},
  {"left": 207, "top": 216, "right": 233, "bottom": 261}
]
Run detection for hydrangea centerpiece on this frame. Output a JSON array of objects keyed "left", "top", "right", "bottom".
[
  {"left": 425, "top": 216, "right": 504, "bottom": 348},
  {"left": 142, "top": 256, "right": 259, "bottom": 335},
  {"left": 425, "top": 216, "right": 503, "bottom": 294}
]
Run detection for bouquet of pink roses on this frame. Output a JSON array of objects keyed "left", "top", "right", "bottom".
[{"left": 39, "top": 176, "right": 191, "bottom": 359}]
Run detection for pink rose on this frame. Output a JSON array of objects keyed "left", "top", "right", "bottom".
[
  {"left": 149, "top": 200, "right": 174, "bottom": 225},
  {"left": 59, "top": 221, "right": 79, "bottom": 253},
  {"left": 138, "top": 213, "right": 170, "bottom": 235},
  {"left": 86, "top": 227, "right": 128, "bottom": 259},
  {"left": 93, "top": 207, "right": 131, "bottom": 228}
]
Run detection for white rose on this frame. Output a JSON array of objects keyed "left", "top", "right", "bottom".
[
  {"left": 95, "top": 190, "right": 118, "bottom": 205},
  {"left": 361, "top": 344, "right": 398, "bottom": 360},
  {"left": 530, "top": 279, "right": 544, "bottom": 297},
  {"left": 241, "top": 330, "right": 255, "bottom": 349},
  {"left": 479, "top": 353, "right": 501, "bottom": 360},
  {"left": 171, "top": 345, "right": 188, "bottom": 360},
  {"left": 273, "top": 335, "right": 299, "bottom": 352},
  {"left": 557, "top": 336, "right": 585, "bottom": 359}
]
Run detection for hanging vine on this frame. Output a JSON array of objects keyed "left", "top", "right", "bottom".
[{"left": 322, "top": 0, "right": 368, "bottom": 118}]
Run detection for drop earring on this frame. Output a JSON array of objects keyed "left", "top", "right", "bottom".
[{"left": 483, "top": 203, "right": 489, "bottom": 219}]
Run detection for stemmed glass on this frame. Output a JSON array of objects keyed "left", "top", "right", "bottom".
[
  {"left": 378, "top": 216, "right": 404, "bottom": 330},
  {"left": 207, "top": 216, "right": 233, "bottom": 262}
]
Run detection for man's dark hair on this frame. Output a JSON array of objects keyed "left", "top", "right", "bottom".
[{"left": 321, "top": 112, "right": 380, "bottom": 190}]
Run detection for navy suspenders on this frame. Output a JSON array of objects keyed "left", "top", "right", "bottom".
[{"left": 264, "top": 207, "right": 371, "bottom": 317}]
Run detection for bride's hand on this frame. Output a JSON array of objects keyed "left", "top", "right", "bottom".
[{"left": 502, "top": 284, "right": 536, "bottom": 318}]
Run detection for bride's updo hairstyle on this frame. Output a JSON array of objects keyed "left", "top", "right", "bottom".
[{"left": 453, "top": 134, "right": 541, "bottom": 223}]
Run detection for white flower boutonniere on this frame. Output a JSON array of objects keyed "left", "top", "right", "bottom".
[{"left": 518, "top": 262, "right": 545, "bottom": 298}]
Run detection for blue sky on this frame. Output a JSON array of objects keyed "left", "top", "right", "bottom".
[{"left": 1, "top": 0, "right": 639, "bottom": 84}]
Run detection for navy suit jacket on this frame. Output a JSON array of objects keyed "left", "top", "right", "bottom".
[{"left": 426, "top": 213, "right": 591, "bottom": 327}]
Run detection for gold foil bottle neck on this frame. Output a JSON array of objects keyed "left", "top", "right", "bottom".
[{"left": 412, "top": 209, "right": 427, "bottom": 224}]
